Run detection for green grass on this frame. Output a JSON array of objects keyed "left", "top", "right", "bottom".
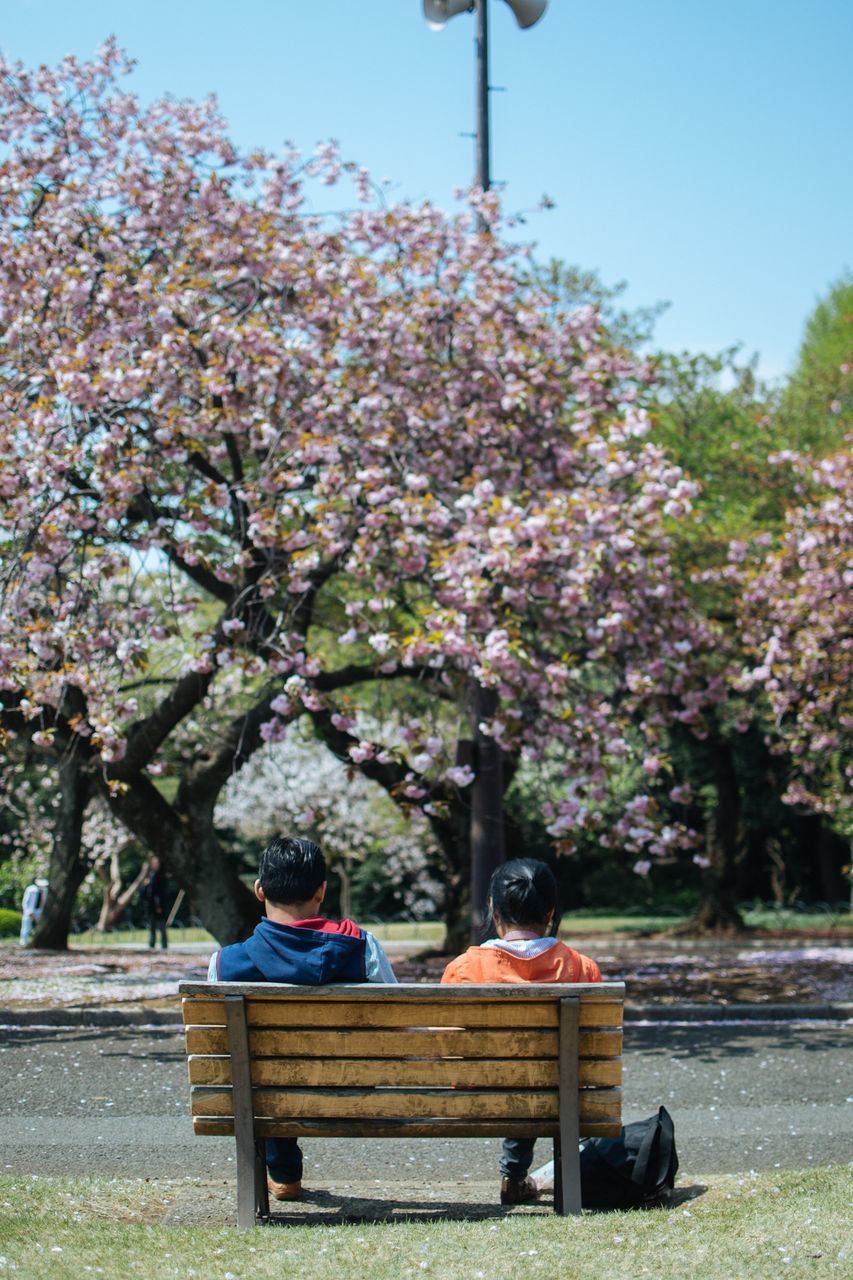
[
  {"left": 740, "top": 905, "right": 852, "bottom": 932},
  {"left": 365, "top": 908, "right": 852, "bottom": 942},
  {"left": 560, "top": 907, "right": 852, "bottom": 936},
  {"left": 365, "top": 921, "right": 447, "bottom": 942},
  {"left": 50, "top": 904, "right": 853, "bottom": 952},
  {"left": 560, "top": 913, "right": 693, "bottom": 934},
  {"left": 0, "top": 1167, "right": 849, "bottom": 1280},
  {"left": 69, "top": 926, "right": 216, "bottom": 948}
]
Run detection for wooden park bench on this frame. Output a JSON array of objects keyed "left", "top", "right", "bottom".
[{"left": 179, "top": 980, "right": 625, "bottom": 1227}]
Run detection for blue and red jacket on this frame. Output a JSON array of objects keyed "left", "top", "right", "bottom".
[{"left": 211, "top": 915, "right": 369, "bottom": 984}]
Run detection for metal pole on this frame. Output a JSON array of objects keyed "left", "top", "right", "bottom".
[
  {"left": 425, "top": 0, "right": 548, "bottom": 945},
  {"left": 470, "top": 0, "right": 504, "bottom": 942},
  {"left": 475, "top": 0, "right": 490, "bottom": 191}
]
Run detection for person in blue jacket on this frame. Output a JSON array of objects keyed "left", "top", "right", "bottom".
[{"left": 207, "top": 834, "right": 397, "bottom": 1202}]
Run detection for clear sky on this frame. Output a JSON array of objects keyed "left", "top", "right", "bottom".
[{"left": 2, "top": 0, "right": 851, "bottom": 383}]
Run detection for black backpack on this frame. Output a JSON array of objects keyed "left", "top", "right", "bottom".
[{"left": 579, "top": 1106, "right": 678, "bottom": 1210}]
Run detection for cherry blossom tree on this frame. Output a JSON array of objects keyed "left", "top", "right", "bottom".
[
  {"left": 740, "top": 439, "right": 853, "bottom": 848},
  {"left": 0, "top": 43, "right": 717, "bottom": 947},
  {"left": 646, "top": 310, "right": 853, "bottom": 926}
]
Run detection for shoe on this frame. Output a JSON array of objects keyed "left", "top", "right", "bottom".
[
  {"left": 267, "top": 1176, "right": 302, "bottom": 1202},
  {"left": 500, "top": 1175, "right": 539, "bottom": 1206}
]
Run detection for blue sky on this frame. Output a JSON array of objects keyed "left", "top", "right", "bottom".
[{"left": 3, "top": 0, "right": 851, "bottom": 382}]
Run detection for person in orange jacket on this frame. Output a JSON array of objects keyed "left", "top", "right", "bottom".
[{"left": 441, "top": 857, "right": 602, "bottom": 1205}]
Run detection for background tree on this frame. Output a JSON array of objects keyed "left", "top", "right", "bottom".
[
  {"left": 740, "top": 443, "right": 853, "bottom": 866},
  {"left": 0, "top": 44, "right": 718, "bottom": 947},
  {"left": 83, "top": 803, "right": 151, "bottom": 934},
  {"left": 777, "top": 273, "right": 853, "bottom": 450},
  {"left": 0, "top": 749, "right": 55, "bottom": 913},
  {"left": 214, "top": 720, "right": 443, "bottom": 922},
  {"left": 742, "top": 282, "right": 853, "bottom": 899},
  {"left": 645, "top": 311, "right": 853, "bottom": 926}
]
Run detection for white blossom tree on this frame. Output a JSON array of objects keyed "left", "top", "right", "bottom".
[{"left": 215, "top": 721, "right": 443, "bottom": 920}]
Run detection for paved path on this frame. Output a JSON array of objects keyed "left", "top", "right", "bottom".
[{"left": 1, "top": 1017, "right": 850, "bottom": 1190}]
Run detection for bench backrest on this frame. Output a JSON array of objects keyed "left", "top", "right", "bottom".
[{"left": 179, "top": 981, "right": 624, "bottom": 1141}]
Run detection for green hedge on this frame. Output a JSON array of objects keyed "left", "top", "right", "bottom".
[{"left": 0, "top": 908, "right": 22, "bottom": 939}]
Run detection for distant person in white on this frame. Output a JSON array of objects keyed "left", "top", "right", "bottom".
[{"left": 20, "top": 877, "right": 48, "bottom": 945}]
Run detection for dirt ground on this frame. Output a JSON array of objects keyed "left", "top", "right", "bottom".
[
  {"left": 393, "top": 932, "right": 853, "bottom": 1006},
  {"left": 1, "top": 929, "right": 851, "bottom": 1013}
]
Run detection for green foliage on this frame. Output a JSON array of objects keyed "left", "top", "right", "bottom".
[
  {"left": 649, "top": 348, "right": 789, "bottom": 551},
  {"left": 0, "top": 854, "right": 36, "bottom": 913},
  {"left": 0, "top": 907, "right": 22, "bottom": 938},
  {"left": 529, "top": 258, "right": 669, "bottom": 351},
  {"left": 503, "top": 746, "right": 705, "bottom": 915},
  {"left": 0, "top": 748, "right": 55, "bottom": 906},
  {"left": 778, "top": 272, "right": 853, "bottom": 448}
]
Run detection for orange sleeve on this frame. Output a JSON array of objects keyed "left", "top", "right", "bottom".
[{"left": 577, "top": 954, "right": 602, "bottom": 982}]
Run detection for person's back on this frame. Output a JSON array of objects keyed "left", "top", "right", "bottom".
[
  {"left": 441, "top": 932, "right": 600, "bottom": 985},
  {"left": 441, "top": 857, "right": 602, "bottom": 1205},
  {"left": 208, "top": 834, "right": 396, "bottom": 1201}
]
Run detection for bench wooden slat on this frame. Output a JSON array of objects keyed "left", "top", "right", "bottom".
[
  {"left": 181, "top": 981, "right": 619, "bottom": 1002},
  {"left": 184, "top": 1026, "right": 622, "bottom": 1060},
  {"left": 189, "top": 1085, "right": 622, "bottom": 1123},
  {"left": 192, "top": 1116, "right": 624, "bottom": 1139},
  {"left": 187, "top": 1054, "right": 623, "bottom": 1089},
  {"left": 182, "top": 996, "right": 623, "bottom": 1030}
]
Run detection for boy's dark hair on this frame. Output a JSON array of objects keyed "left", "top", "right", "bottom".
[
  {"left": 488, "top": 858, "right": 560, "bottom": 935},
  {"left": 258, "top": 836, "right": 326, "bottom": 905}
]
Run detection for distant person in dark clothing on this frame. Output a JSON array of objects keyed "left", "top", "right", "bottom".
[{"left": 142, "top": 856, "right": 169, "bottom": 950}]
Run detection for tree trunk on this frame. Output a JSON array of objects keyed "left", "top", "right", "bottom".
[
  {"left": 94, "top": 849, "right": 149, "bottom": 932},
  {"left": 30, "top": 753, "right": 91, "bottom": 950},
  {"left": 427, "top": 794, "right": 472, "bottom": 955},
  {"left": 692, "top": 737, "right": 746, "bottom": 933},
  {"left": 816, "top": 823, "right": 849, "bottom": 904},
  {"left": 100, "top": 772, "right": 259, "bottom": 946},
  {"left": 469, "top": 683, "right": 505, "bottom": 941}
]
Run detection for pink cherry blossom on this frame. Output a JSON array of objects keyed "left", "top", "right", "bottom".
[{"left": 0, "top": 43, "right": 723, "bottom": 935}]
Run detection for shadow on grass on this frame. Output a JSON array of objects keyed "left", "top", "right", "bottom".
[{"left": 260, "top": 1182, "right": 708, "bottom": 1227}]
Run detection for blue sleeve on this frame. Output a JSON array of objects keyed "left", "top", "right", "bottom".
[
  {"left": 207, "top": 952, "right": 219, "bottom": 981},
  {"left": 364, "top": 932, "right": 397, "bottom": 983}
]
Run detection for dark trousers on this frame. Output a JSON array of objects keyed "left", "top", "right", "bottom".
[
  {"left": 500, "top": 1136, "right": 536, "bottom": 1179},
  {"left": 148, "top": 915, "right": 168, "bottom": 949},
  {"left": 266, "top": 1137, "right": 302, "bottom": 1183},
  {"left": 267, "top": 1138, "right": 534, "bottom": 1185}
]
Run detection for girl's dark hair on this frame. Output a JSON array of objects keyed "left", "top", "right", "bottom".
[
  {"left": 259, "top": 835, "right": 326, "bottom": 905},
  {"left": 488, "top": 858, "right": 560, "bottom": 935}
]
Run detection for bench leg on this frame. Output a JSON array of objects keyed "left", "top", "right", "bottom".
[
  {"left": 225, "top": 995, "right": 264, "bottom": 1228},
  {"left": 556, "top": 998, "right": 582, "bottom": 1215}
]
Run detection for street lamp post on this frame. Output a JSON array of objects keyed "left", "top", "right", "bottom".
[
  {"left": 423, "top": 0, "right": 548, "bottom": 939},
  {"left": 475, "top": 0, "right": 490, "bottom": 190},
  {"left": 424, "top": 0, "right": 547, "bottom": 194}
]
